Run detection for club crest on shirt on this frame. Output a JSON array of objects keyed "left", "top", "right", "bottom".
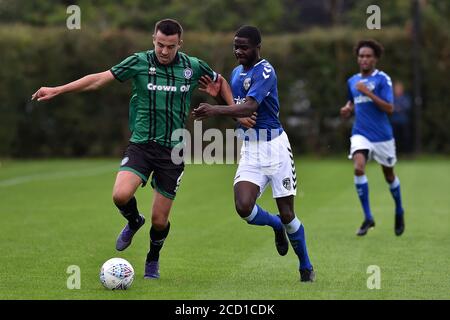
[
  {"left": 243, "top": 77, "right": 251, "bottom": 91},
  {"left": 366, "top": 81, "right": 376, "bottom": 91},
  {"left": 282, "top": 178, "right": 291, "bottom": 190},
  {"left": 183, "top": 68, "right": 193, "bottom": 79}
]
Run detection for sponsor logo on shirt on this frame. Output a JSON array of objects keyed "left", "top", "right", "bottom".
[
  {"left": 147, "top": 83, "right": 191, "bottom": 92},
  {"left": 366, "top": 81, "right": 376, "bottom": 91},
  {"left": 234, "top": 96, "right": 246, "bottom": 104},
  {"left": 354, "top": 95, "right": 373, "bottom": 104}
]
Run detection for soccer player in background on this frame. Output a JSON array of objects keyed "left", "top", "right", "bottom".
[
  {"left": 193, "top": 25, "right": 315, "bottom": 282},
  {"left": 340, "top": 39, "right": 405, "bottom": 236},
  {"left": 31, "top": 19, "right": 233, "bottom": 279}
]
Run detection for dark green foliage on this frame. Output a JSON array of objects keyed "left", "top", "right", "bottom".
[{"left": 0, "top": 23, "right": 448, "bottom": 156}]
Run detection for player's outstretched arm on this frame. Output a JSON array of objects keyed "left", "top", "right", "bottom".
[
  {"left": 31, "top": 70, "right": 115, "bottom": 102},
  {"left": 193, "top": 97, "right": 258, "bottom": 120},
  {"left": 198, "top": 75, "right": 257, "bottom": 128}
]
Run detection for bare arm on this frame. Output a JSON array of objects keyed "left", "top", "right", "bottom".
[
  {"left": 192, "top": 97, "right": 259, "bottom": 120},
  {"left": 215, "top": 77, "right": 258, "bottom": 126},
  {"left": 217, "top": 76, "right": 234, "bottom": 105},
  {"left": 197, "top": 75, "right": 257, "bottom": 127},
  {"left": 31, "top": 70, "right": 115, "bottom": 101}
]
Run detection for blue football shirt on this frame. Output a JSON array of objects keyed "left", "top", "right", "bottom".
[
  {"left": 347, "top": 69, "right": 394, "bottom": 142},
  {"left": 230, "top": 59, "right": 283, "bottom": 140}
]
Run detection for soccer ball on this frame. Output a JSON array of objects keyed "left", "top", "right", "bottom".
[{"left": 100, "top": 258, "right": 135, "bottom": 290}]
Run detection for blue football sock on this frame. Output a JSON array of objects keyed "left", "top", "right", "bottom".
[
  {"left": 355, "top": 175, "right": 373, "bottom": 221},
  {"left": 389, "top": 176, "right": 404, "bottom": 216},
  {"left": 285, "top": 217, "right": 313, "bottom": 271},
  {"left": 243, "top": 205, "right": 283, "bottom": 230}
]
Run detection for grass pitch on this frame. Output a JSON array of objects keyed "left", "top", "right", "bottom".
[{"left": 0, "top": 157, "right": 448, "bottom": 299}]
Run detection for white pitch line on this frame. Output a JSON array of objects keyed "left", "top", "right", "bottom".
[{"left": 0, "top": 165, "right": 117, "bottom": 187}]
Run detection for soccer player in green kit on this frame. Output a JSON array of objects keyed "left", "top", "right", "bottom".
[{"left": 31, "top": 19, "right": 233, "bottom": 279}]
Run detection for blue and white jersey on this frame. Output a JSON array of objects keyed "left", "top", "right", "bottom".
[
  {"left": 347, "top": 69, "right": 394, "bottom": 142},
  {"left": 231, "top": 59, "right": 282, "bottom": 140}
]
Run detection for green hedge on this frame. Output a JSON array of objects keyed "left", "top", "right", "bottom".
[{"left": 0, "top": 24, "right": 448, "bottom": 157}]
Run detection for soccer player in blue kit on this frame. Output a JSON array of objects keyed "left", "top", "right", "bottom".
[
  {"left": 340, "top": 40, "right": 405, "bottom": 236},
  {"left": 194, "top": 26, "right": 315, "bottom": 282}
]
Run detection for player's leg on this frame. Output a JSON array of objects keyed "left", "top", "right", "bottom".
[
  {"left": 234, "top": 180, "right": 259, "bottom": 218},
  {"left": 144, "top": 189, "right": 174, "bottom": 279},
  {"left": 382, "top": 165, "right": 405, "bottom": 235},
  {"left": 144, "top": 144, "right": 184, "bottom": 279},
  {"left": 349, "top": 135, "right": 376, "bottom": 235},
  {"left": 112, "top": 170, "right": 143, "bottom": 222},
  {"left": 373, "top": 138, "right": 405, "bottom": 235},
  {"left": 234, "top": 181, "right": 288, "bottom": 256},
  {"left": 268, "top": 133, "right": 313, "bottom": 280},
  {"left": 113, "top": 144, "right": 150, "bottom": 250},
  {"left": 113, "top": 172, "right": 146, "bottom": 251},
  {"left": 233, "top": 136, "right": 287, "bottom": 255},
  {"left": 276, "top": 196, "right": 314, "bottom": 282},
  {"left": 234, "top": 181, "right": 282, "bottom": 229},
  {"left": 353, "top": 149, "right": 375, "bottom": 235},
  {"left": 233, "top": 181, "right": 285, "bottom": 233}
]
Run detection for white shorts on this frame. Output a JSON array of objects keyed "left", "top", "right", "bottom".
[
  {"left": 234, "top": 131, "right": 297, "bottom": 198},
  {"left": 348, "top": 134, "right": 397, "bottom": 167}
]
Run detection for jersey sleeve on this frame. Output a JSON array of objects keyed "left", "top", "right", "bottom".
[
  {"left": 379, "top": 74, "right": 394, "bottom": 104},
  {"left": 110, "top": 54, "right": 140, "bottom": 82},
  {"left": 347, "top": 79, "right": 354, "bottom": 103},
  {"left": 246, "top": 65, "right": 276, "bottom": 105},
  {"left": 197, "top": 59, "right": 218, "bottom": 82}
]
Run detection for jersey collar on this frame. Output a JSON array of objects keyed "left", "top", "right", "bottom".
[
  {"left": 240, "top": 58, "right": 266, "bottom": 74},
  {"left": 254, "top": 59, "right": 266, "bottom": 67},
  {"left": 358, "top": 69, "right": 379, "bottom": 77},
  {"left": 150, "top": 51, "right": 180, "bottom": 66}
]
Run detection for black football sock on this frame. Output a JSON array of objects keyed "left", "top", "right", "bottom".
[
  {"left": 147, "top": 222, "right": 171, "bottom": 262},
  {"left": 115, "top": 197, "right": 142, "bottom": 229}
]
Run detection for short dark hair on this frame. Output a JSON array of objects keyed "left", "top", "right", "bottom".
[
  {"left": 355, "top": 39, "right": 384, "bottom": 58},
  {"left": 235, "top": 25, "right": 261, "bottom": 46},
  {"left": 154, "top": 19, "right": 183, "bottom": 38}
]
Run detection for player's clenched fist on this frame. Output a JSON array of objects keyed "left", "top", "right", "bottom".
[
  {"left": 355, "top": 81, "right": 370, "bottom": 95},
  {"left": 340, "top": 105, "right": 353, "bottom": 119},
  {"left": 237, "top": 112, "right": 257, "bottom": 128}
]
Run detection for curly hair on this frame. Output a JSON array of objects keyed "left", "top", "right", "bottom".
[{"left": 355, "top": 39, "right": 384, "bottom": 58}]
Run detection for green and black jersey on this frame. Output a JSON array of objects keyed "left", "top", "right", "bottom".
[{"left": 110, "top": 51, "right": 217, "bottom": 148}]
